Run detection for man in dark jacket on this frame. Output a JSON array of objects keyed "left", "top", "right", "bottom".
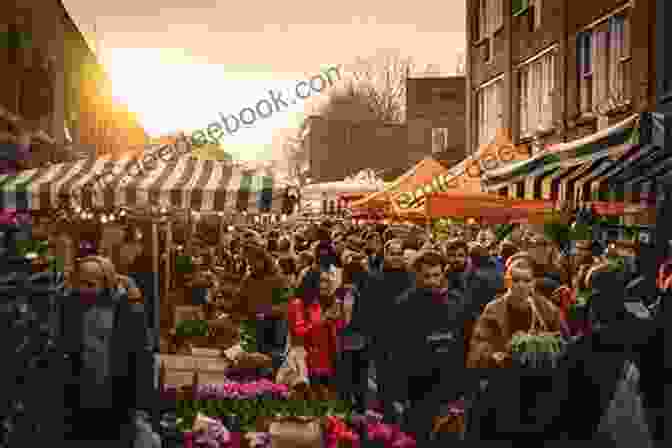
[
  {"left": 364, "top": 232, "right": 384, "bottom": 274},
  {"left": 444, "top": 239, "right": 468, "bottom": 293},
  {"left": 349, "top": 238, "right": 414, "bottom": 422},
  {"left": 60, "top": 256, "right": 157, "bottom": 446},
  {"left": 390, "top": 250, "right": 470, "bottom": 443}
]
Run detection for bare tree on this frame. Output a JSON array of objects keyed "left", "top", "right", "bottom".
[{"left": 284, "top": 51, "right": 443, "bottom": 183}]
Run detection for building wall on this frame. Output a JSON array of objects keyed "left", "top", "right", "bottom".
[
  {"left": 406, "top": 76, "right": 467, "bottom": 166},
  {"left": 655, "top": 0, "right": 671, "bottom": 112},
  {"left": 0, "top": 0, "right": 148, "bottom": 162},
  {"left": 0, "top": 0, "right": 66, "bottom": 143},
  {"left": 466, "top": 0, "right": 657, "bottom": 155},
  {"left": 307, "top": 76, "right": 466, "bottom": 183},
  {"left": 64, "top": 14, "right": 149, "bottom": 159},
  {"left": 308, "top": 117, "right": 431, "bottom": 182}
]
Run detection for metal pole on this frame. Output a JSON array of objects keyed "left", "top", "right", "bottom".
[
  {"left": 151, "top": 219, "right": 160, "bottom": 349},
  {"left": 165, "top": 219, "right": 172, "bottom": 297}
]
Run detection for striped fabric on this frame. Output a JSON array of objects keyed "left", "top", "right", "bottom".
[
  {"left": 0, "top": 156, "right": 285, "bottom": 213},
  {"left": 484, "top": 125, "right": 636, "bottom": 188},
  {"left": 484, "top": 116, "right": 658, "bottom": 208}
]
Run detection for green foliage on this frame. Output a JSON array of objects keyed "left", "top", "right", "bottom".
[
  {"left": 494, "top": 223, "right": 515, "bottom": 242},
  {"left": 175, "top": 319, "right": 209, "bottom": 338},
  {"left": 175, "top": 254, "right": 194, "bottom": 274},
  {"left": 543, "top": 218, "right": 592, "bottom": 252},
  {"left": 239, "top": 319, "right": 258, "bottom": 353},
  {"left": 176, "top": 397, "right": 353, "bottom": 433}
]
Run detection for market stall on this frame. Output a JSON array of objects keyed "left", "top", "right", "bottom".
[
  {"left": 425, "top": 192, "right": 555, "bottom": 224},
  {"left": 481, "top": 114, "right": 657, "bottom": 221},
  {"left": 300, "top": 170, "right": 384, "bottom": 216},
  {"left": 0, "top": 152, "right": 289, "bottom": 354},
  {"left": 350, "top": 157, "right": 451, "bottom": 218}
]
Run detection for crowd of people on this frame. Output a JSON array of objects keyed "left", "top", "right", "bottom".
[
  {"left": 3, "top": 215, "right": 666, "bottom": 446},
  {"left": 178, "top": 218, "right": 666, "bottom": 445}
]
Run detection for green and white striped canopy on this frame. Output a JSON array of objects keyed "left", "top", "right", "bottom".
[{"left": 0, "top": 155, "right": 286, "bottom": 213}]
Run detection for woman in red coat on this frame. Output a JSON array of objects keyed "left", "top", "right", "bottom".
[{"left": 287, "top": 268, "right": 345, "bottom": 399}]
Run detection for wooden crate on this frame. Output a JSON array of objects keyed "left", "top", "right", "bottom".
[{"left": 159, "top": 353, "right": 231, "bottom": 387}]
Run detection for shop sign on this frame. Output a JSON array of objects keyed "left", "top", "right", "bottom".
[{"left": 396, "top": 142, "right": 528, "bottom": 209}]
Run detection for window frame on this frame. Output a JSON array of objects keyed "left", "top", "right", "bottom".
[
  {"left": 518, "top": 51, "right": 556, "bottom": 139},
  {"left": 476, "top": 77, "right": 504, "bottom": 149},
  {"left": 577, "top": 10, "right": 631, "bottom": 117}
]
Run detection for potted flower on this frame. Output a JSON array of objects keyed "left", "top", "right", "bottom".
[{"left": 175, "top": 319, "right": 210, "bottom": 349}]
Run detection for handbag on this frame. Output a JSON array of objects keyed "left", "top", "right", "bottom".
[{"left": 267, "top": 416, "right": 323, "bottom": 448}]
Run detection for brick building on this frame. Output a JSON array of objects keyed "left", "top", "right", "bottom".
[
  {"left": 307, "top": 75, "right": 466, "bottom": 183},
  {"left": 465, "top": 0, "right": 656, "bottom": 155},
  {"left": 406, "top": 76, "right": 466, "bottom": 167},
  {"left": 0, "top": 0, "right": 148, "bottom": 164}
]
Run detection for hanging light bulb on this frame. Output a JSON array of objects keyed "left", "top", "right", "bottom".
[
  {"left": 80, "top": 211, "right": 87, "bottom": 219},
  {"left": 120, "top": 209, "right": 127, "bottom": 217},
  {"left": 108, "top": 214, "right": 116, "bottom": 222},
  {"left": 160, "top": 207, "right": 167, "bottom": 214},
  {"left": 101, "top": 215, "right": 108, "bottom": 224},
  {"left": 74, "top": 205, "right": 82, "bottom": 214}
]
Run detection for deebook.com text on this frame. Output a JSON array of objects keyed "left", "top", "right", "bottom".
[{"left": 190, "top": 65, "right": 341, "bottom": 147}]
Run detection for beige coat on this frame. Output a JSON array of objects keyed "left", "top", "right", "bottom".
[{"left": 466, "top": 293, "right": 562, "bottom": 369}]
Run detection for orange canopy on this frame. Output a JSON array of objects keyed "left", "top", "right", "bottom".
[
  {"left": 425, "top": 192, "right": 556, "bottom": 224},
  {"left": 350, "top": 156, "right": 450, "bottom": 214}
]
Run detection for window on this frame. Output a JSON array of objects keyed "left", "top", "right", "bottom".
[
  {"left": 432, "top": 128, "right": 449, "bottom": 154},
  {"left": 519, "top": 51, "right": 556, "bottom": 138},
  {"left": 578, "top": 13, "right": 631, "bottom": 116},
  {"left": 478, "top": 0, "right": 503, "bottom": 41},
  {"left": 476, "top": 78, "right": 504, "bottom": 148}
]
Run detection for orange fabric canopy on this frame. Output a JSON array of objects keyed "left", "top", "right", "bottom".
[
  {"left": 425, "top": 192, "right": 556, "bottom": 224},
  {"left": 351, "top": 157, "right": 450, "bottom": 207}
]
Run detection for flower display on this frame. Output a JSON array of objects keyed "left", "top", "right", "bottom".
[
  {"left": 195, "top": 379, "right": 290, "bottom": 400},
  {"left": 244, "top": 431, "right": 271, "bottom": 448},
  {"left": 0, "top": 208, "right": 30, "bottom": 226},
  {"left": 348, "top": 415, "right": 416, "bottom": 448},
  {"left": 324, "top": 415, "right": 359, "bottom": 448},
  {"left": 192, "top": 413, "right": 231, "bottom": 448}
]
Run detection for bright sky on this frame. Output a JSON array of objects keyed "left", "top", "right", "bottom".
[{"left": 63, "top": 0, "right": 466, "bottom": 162}]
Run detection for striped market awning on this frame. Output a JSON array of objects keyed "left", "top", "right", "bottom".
[
  {"left": 0, "top": 155, "right": 286, "bottom": 213},
  {"left": 482, "top": 114, "right": 660, "bottom": 208}
]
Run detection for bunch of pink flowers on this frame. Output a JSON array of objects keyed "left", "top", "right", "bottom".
[
  {"left": 349, "top": 411, "right": 416, "bottom": 448},
  {"left": 196, "top": 379, "right": 290, "bottom": 400},
  {"left": 0, "top": 208, "right": 30, "bottom": 226}
]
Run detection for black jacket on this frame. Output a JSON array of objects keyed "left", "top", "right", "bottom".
[
  {"left": 390, "top": 287, "right": 469, "bottom": 399},
  {"left": 349, "top": 270, "right": 414, "bottom": 346},
  {"left": 59, "top": 291, "right": 155, "bottom": 439},
  {"left": 463, "top": 265, "right": 503, "bottom": 320}
]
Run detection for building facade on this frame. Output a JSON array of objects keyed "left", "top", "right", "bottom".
[
  {"left": 466, "top": 0, "right": 656, "bottom": 155},
  {"left": 0, "top": 0, "right": 148, "bottom": 164},
  {"left": 406, "top": 76, "right": 467, "bottom": 167},
  {"left": 655, "top": 0, "right": 671, "bottom": 114},
  {"left": 307, "top": 76, "right": 467, "bottom": 183}
]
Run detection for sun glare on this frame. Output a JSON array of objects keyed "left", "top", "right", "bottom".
[{"left": 105, "top": 48, "right": 318, "bottom": 160}]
